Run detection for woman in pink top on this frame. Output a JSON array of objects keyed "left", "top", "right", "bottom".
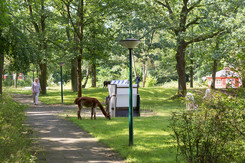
[{"left": 32, "top": 78, "right": 41, "bottom": 105}]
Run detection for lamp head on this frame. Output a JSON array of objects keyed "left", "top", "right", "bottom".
[
  {"left": 120, "top": 38, "right": 141, "bottom": 49},
  {"left": 58, "top": 62, "right": 65, "bottom": 66}
]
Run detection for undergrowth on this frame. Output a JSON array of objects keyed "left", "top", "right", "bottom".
[
  {"left": 0, "top": 94, "right": 35, "bottom": 162},
  {"left": 170, "top": 89, "right": 245, "bottom": 162}
]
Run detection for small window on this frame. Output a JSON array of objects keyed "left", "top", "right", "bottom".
[{"left": 215, "top": 79, "right": 221, "bottom": 85}]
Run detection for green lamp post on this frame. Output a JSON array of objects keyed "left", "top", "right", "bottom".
[
  {"left": 120, "top": 38, "right": 140, "bottom": 146},
  {"left": 58, "top": 62, "right": 65, "bottom": 104}
]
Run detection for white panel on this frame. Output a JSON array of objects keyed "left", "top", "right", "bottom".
[
  {"left": 132, "top": 95, "right": 137, "bottom": 107},
  {"left": 116, "top": 95, "right": 137, "bottom": 107},
  {"left": 117, "top": 95, "right": 129, "bottom": 107},
  {"left": 117, "top": 88, "right": 128, "bottom": 94},
  {"left": 117, "top": 87, "right": 137, "bottom": 95}
]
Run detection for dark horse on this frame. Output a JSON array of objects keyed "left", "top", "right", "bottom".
[
  {"left": 74, "top": 97, "right": 111, "bottom": 120},
  {"left": 103, "top": 81, "right": 111, "bottom": 88}
]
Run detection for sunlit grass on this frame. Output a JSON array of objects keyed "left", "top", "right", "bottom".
[{"left": 66, "top": 115, "right": 183, "bottom": 162}]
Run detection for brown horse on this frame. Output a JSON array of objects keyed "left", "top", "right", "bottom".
[{"left": 74, "top": 97, "right": 111, "bottom": 120}]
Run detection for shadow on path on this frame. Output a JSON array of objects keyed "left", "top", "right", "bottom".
[{"left": 13, "top": 94, "right": 124, "bottom": 163}]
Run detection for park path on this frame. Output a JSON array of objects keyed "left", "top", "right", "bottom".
[{"left": 13, "top": 94, "right": 124, "bottom": 163}]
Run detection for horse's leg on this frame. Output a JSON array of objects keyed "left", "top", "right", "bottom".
[
  {"left": 94, "top": 107, "right": 96, "bottom": 119},
  {"left": 77, "top": 104, "right": 82, "bottom": 120},
  {"left": 91, "top": 107, "right": 93, "bottom": 120}
]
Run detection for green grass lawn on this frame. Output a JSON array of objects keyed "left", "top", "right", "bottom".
[
  {"left": 67, "top": 116, "right": 180, "bottom": 162},
  {"left": 5, "top": 86, "right": 185, "bottom": 162}
]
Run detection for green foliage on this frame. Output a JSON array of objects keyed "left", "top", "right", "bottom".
[
  {"left": 170, "top": 90, "right": 245, "bottom": 162},
  {"left": 17, "top": 79, "right": 33, "bottom": 87},
  {"left": 145, "top": 76, "right": 157, "bottom": 87},
  {"left": 2, "top": 77, "right": 33, "bottom": 87},
  {"left": 2, "top": 79, "right": 14, "bottom": 87},
  {"left": 0, "top": 94, "right": 35, "bottom": 162}
]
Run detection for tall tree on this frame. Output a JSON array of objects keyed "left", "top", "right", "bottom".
[
  {"left": 61, "top": 0, "right": 87, "bottom": 97},
  {"left": 51, "top": 0, "right": 78, "bottom": 92},
  {"left": 7, "top": 24, "right": 31, "bottom": 88},
  {"left": 147, "top": 0, "right": 244, "bottom": 95},
  {"left": 0, "top": 0, "right": 10, "bottom": 95},
  {"left": 25, "top": 0, "right": 51, "bottom": 94},
  {"left": 62, "top": 0, "right": 117, "bottom": 96}
]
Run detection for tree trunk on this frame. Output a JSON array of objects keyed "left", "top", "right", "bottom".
[
  {"left": 76, "top": 0, "right": 84, "bottom": 97},
  {"left": 176, "top": 40, "right": 187, "bottom": 96},
  {"left": 91, "top": 61, "right": 96, "bottom": 87},
  {"left": 0, "top": 53, "right": 4, "bottom": 95},
  {"left": 82, "top": 64, "right": 90, "bottom": 88},
  {"left": 71, "top": 58, "right": 77, "bottom": 92},
  {"left": 242, "top": 77, "right": 245, "bottom": 88},
  {"left": 142, "top": 57, "right": 149, "bottom": 87},
  {"left": 14, "top": 72, "right": 19, "bottom": 88},
  {"left": 190, "top": 59, "right": 194, "bottom": 88},
  {"left": 27, "top": 0, "right": 47, "bottom": 94},
  {"left": 39, "top": 63, "right": 47, "bottom": 94},
  {"left": 211, "top": 38, "right": 219, "bottom": 89},
  {"left": 211, "top": 59, "right": 218, "bottom": 89},
  {"left": 77, "top": 56, "right": 82, "bottom": 97}
]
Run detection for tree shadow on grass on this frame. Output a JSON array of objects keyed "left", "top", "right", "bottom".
[{"left": 68, "top": 116, "right": 182, "bottom": 162}]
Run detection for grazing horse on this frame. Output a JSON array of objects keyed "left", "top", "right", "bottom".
[
  {"left": 103, "top": 81, "right": 111, "bottom": 88},
  {"left": 74, "top": 97, "right": 111, "bottom": 120}
]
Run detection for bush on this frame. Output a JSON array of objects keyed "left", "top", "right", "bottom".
[
  {"left": 145, "top": 76, "right": 157, "bottom": 87},
  {"left": 0, "top": 94, "right": 35, "bottom": 162},
  {"left": 2, "top": 79, "right": 32, "bottom": 87},
  {"left": 18, "top": 79, "right": 33, "bottom": 87},
  {"left": 170, "top": 90, "right": 245, "bottom": 162},
  {"left": 162, "top": 80, "right": 178, "bottom": 88},
  {"left": 2, "top": 79, "right": 14, "bottom": 87}
]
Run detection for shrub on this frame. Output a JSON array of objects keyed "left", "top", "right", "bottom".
[
  {"left": 2, "top": 79, "right": 14, "bottom": 87},
  {"left": 0, "top": 94, "right": 35, "bottom": 162},
  {"left": 145, "top": 76, "right": 157, "bottom": 87},
  {"left": 2, "top": 79, "right": 32, "bottom": 87},
  {"left": 170, "top": 90, "right": 245, "bottom": 162},
  {"left": 163, "top": 80, "right": 178, "bottom": 88},
  {"left": 18, "top": 79, "right": 33, "bottom": 87}
]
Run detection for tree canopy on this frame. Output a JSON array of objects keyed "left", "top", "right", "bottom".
[{"left": 1, "top": 0, "right": 245, "bottom": 95}]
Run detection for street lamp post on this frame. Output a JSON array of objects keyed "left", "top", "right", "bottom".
[
  {"left": 58, "top": 62, "right": 65, "bottom": 104},
  {"left": 120, "top": 38, "right": 140, "bottom": 146}
]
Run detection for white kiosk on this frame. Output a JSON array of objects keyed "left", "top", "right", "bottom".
[{"left": 107, "top": 80, "right": 140, "bottom": 117}]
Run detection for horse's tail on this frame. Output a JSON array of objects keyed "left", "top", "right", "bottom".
[
  {"left": 74, "top": 97, "right": 82, "bottom": 104},
  {"left": 97, "top": 100, "right": 111, "bottom": 120}
]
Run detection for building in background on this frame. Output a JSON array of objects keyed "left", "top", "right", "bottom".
[{"left": 206, "top": 67, "right": 241, "bottom": 88}]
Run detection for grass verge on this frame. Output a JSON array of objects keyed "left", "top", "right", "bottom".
[{"left": 0, "top": 94, "right": 35, "bottom": 162}]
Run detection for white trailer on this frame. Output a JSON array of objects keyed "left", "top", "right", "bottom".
[{"left": 107, "top": 80, "right": 140, "bottom": 117}]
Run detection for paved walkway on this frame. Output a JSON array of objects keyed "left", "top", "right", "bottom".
[{"left": 13, "top": 94, "right": 124, "bottom": 163}]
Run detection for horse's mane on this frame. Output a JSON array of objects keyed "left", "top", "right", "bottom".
[{"left": 74, "top": 97, "right": 82, "bottom": 104}]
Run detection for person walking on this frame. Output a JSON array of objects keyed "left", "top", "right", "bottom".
[
  {"left": 32, "top": 78, "right": 41, "bottom": 105},
  {"left": 136, "top": 74, "right": 141, "bottom": 87}
]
